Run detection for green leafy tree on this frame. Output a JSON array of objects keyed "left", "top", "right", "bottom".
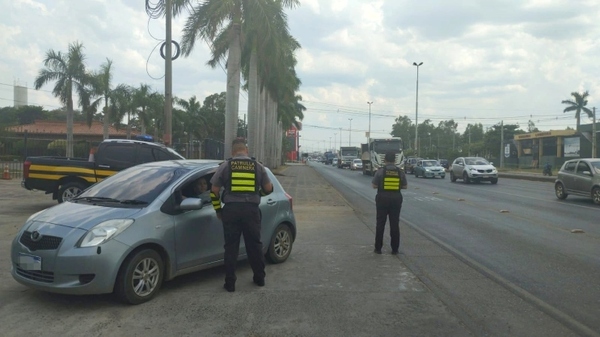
[
  {"left": 562, "top": 91, "right": 593, "bottom": 130},
  {"left": 34, "top": 41, "right": 90, "bottom": 157}
]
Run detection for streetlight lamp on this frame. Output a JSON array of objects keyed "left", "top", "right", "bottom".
[
  {"left": 413, "top": 61, "right": 423, "bottom": 156},
  {"left": 348, "top": 118, "right": 353, "bottom": 146},
  {"left": 367, "top": 101, "right": 373, "bottom": 146}
]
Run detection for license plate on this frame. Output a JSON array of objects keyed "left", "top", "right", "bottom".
[{"left": 19, "top": 253, "right": 42, "bottom": 271}]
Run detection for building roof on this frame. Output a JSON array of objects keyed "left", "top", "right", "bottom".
[{"left": 5, "top": 120, "right": 136, "bottom": 137}]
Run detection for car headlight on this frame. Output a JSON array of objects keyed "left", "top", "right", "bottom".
[{"left": 78, "top": 219, "right": 134, "bottom": 247}]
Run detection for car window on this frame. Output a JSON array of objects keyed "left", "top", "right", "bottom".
[
  {"left": 101, "top": 143, "right": 136, "bottom": 166},
  {"left": 137, "top": 146, "right": 155, "bottom": 164},
  {"left": 79, "top": 166, "right": 190, "bottom": 204},
  {"left": 576, "top": 162, "right": 591, "bottom": 174},
  {"left": 154, "top": 148, "right": 173, "bottom": 161},
  {"left": 563, "top": 161, "right": 576, "bottom": 172},
  {"left": 591, "top": 161, "right": 600, "bottom": 174}
]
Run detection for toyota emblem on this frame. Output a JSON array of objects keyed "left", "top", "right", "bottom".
[{"left": 30, "top": 231, "right": 42, "bottom": 242}]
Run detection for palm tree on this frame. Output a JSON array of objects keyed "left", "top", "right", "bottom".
[
  {"left": 133, "top": 83, "right": 155, "bottom": 135},
  {"left": 92, "top": 58, "right": 114, "bottom": 139},
  {"left": 110, "top": 84, "right": 135, "bottom": 139},
  {"left": 34, "top": 41, "right": 89, "bottom": 157},
  {"left": 165, "top": 0, "right": 300, "bottom": 155},
  {"left": 562, "top": 91, "right": 593, "bottom": 130}
]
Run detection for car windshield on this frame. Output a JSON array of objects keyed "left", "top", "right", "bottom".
[
  {"left": 167, "top": 147, "right": 185, "bottom": 159},
  {"left": 423, "top": 160, "right": 437, "bottom": 167},
  {"left": 466, "top": 157, "right": 489, "bottom": 165},
  {"left": 77, "top": 166, "right": 190, "bottom": 204},
  {"left": 353, "top": 159, "right": 362, "bottom": 163},
  {"left": 591, "top": 161, "right": 600, "bottom": 174}
]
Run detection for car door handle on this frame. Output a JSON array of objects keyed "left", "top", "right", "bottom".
[
  {"left": 267, "top": 199, "right": 277, "bottom": 205},
  {"left": 98, "top": 164, "right": 110, "bottom": 168}
]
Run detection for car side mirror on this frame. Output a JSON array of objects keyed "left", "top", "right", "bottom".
[
  {"left": 583, "top": 170, "right": 592, "bottom": 176},
  {"left": 489, "top": 162, "right": 494, "bottom": 165},
  {"left": 177, "top": 197, "right": 204, "bottom": 211}
]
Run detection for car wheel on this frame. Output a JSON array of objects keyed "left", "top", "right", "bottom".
[
  {"left": 490, "top": 178, "right": 498, "bottom": 184},
  {"left": 414, "top": 171, "right": 418, "bottom": 178},
  {"left": 555, "top": 183, "right": 568, "bottom": 200},
  {"left": 463, "top": 172, "right": 470, "bottom": 184},
  {"left": 592, "top": 187, "right": 600, "bottom": 205},
  {"left": 57, "top": 181, "right": 86, "bottom": 203},
  {"left": 450, "top": 171, "right": 457, "bottom": 182},
  {"left": 266, "top": 223, "right": 293, "bottom": 264},
  {"left": 441, "top": 175, "right": 445, "bottom": 179},
  {"left": 115, "top": 249, "right": 164, "bottom": 305}
]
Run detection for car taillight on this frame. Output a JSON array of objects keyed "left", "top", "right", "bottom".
[
  {"left": 23, "top": 161, "right": 31, "bottom": 178},
  {"left": 285, "top": 192, "right": 293, "bottom": 211}
]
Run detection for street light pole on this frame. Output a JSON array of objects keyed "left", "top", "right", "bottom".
[
  {"left": 413, "top": 61, "right": 423, "bottom": 156},
  {"left": 334, "top": 133, "right": 337, "bottom": 151},
  {"left": 367, "top": 101, "right": 373, "bottom": 146},
  {"left": 348, "top": 118, "right": 353, "bottom": 146}
]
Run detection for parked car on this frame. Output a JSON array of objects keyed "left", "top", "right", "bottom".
[
  {"left": 438, "top": 159, "right": 449, "bottom": 170},
  {"left": 332, "top": 158, "right": 339, "bottom": 166},
  {"left": 414, "top": 159, "right": 445, "bottom": 179},
  {"left": 351, "top": 158, "right": 363, "bottom": 171},
  {"left": 450, "top": 157, "right": 498, "bottom": 184},
  {"left": 404, "top": 157, "right": 422, "bottom": 174},
  {"left": 11, "top": 160, "right": 296, "bottom": 304},
  {"left": 554, "top": 158, "right": 600, "bottom": 204},
  {"left": 22, "top": 139, "right": 184, "bottom": 203}
]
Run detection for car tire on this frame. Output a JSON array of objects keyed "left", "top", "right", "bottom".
[
  {"left": 57, "top": 181, "right": 87, "bottom": 203},
  {"left": 592, "top": 187, "right": 600, "bottom": 205},
  {"left": 490, "top": 178, "right": 498, "bottom": 184},
  {"left": 441, "top": 175, "right": 445, "bottom": 179},
  {"left": 463, "top": 172, "right": 470, "bottom": 184},
  {"left": 115, "top": 249, "right": 164, "bottom": 305},
  {"left": 555, "top": 183, "right": 568, "bottom": 200},
  {"left": 266, "top": 223, "right": 293, "bottom": 264},
  {"left": 450, "top": 171, "right": 457, "bottom": 182},
  {"left": 414, "top": 171, "right": 419, "bottom": 178}
]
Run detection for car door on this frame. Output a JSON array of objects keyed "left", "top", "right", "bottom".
[
  {"left": 561, "top": 161, "right": 578, "bottom": 193},
  {"left": 172, "top": 173, "right": 224, "bottom": 270},
  {"left": 452, "top": 158, "right": 464, "bottom": 177},
  {"left": 574, "top": 161, "right": 593, "bottom": 194}
]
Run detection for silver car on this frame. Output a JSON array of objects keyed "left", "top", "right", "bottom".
[
  {"left": 555, "top": 158, "right": 600, "bottom": 204},
  {"left": 414, "top": 159, "right": 445, "bottom": 179},
  {"left": 450, "top": 157, "right": 498, "bottom": 184},
  {"left": 11, "top": 160, "right": 296, "bottom": 304}
]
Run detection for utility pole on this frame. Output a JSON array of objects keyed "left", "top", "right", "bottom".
[
  {"left": 164, "top": 0, "right": 173, "bottom": 146},
  {"left": 348, "top": 118, "right": 353, "bottom": 146},
  {"left": 339, "top": 128, "right": 342, "bottom": 149},
  {"left": 500, "top": 120, "right": 504, "bottom": 168},
  {"left": 367, "top": 101, "right": 373, "bottom": 146},
  {"left": 413, "top": 62, "right": 423, "bottom": 156},
  {"left": 593, "top": 107, "right": 597, "bottom": 158},
  {"left": 334, "top": 133, "right": 337, "bottom": 152}
]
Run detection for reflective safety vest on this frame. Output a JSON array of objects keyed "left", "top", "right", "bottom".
[
  {"left": 380, "top": 168, "right": 401, "bottom": 192},
  {"left": 228, "top": 158, "right": 259, "bottom": 194}
]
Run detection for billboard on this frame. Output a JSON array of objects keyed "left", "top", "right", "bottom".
[{"left": 564, "top": 137, "right": 580, "bottom": 157}]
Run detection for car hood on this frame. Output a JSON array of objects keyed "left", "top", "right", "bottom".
[
  {"left": 466, "top": 164, "right": 496, "bottom": 170},
  {"left": 424, "top": 166, "right": 444, "bottom": 169},
  {"left": 26, "top": 202, "right": 143, "bottom": 231}
]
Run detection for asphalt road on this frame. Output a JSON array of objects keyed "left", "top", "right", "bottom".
[{"left": 312, "top": 161, "right": 600, "bottom": 336}]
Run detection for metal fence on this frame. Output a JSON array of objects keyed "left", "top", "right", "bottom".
[{"left": 1, "top": 134, "right": 225, "bottom": 180}]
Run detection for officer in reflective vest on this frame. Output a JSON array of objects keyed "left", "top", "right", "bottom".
[
  {"left": 371, "top": 151, "right": 407, "bottom": 254},
  {"left": 210, "top": 138, "right": 273, "bottom": 292}
]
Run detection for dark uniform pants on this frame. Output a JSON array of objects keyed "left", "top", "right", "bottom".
[
  {"left": 221, "top": 203, "right": 265, "bottom": 284},
  {"left": 375, "top": 192, "right": 403, "bottom": 251}
]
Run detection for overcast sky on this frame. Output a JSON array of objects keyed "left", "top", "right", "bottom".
[{"left": 2, "top": 0, "right": 600, "bottom": 152}]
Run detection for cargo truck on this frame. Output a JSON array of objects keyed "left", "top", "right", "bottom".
[
  {"left": 337, "top": 146, "right": 361, "bottom": 169},
  {"left": 361, "top": 138, "right": 404, "bottom": 176}
]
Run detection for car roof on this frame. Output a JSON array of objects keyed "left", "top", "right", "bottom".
[{"left": 135, "top": 159, "right": 222, "bottom": 169}]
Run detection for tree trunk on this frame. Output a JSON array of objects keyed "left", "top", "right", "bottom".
[
  {"left": 103, "top": 97, "right": 109, "bottom": 139},
  {"left": 224, "top": 14, "right": 242, "bottom": 155},
  {"left": 66, "top": 95, "right": 74, "bottom": 157},
  {"left": 127, "top": 111, "right": 131, "bottom": 139},
  {"left": 258, "top": 79, "right": 267, "bottom": 162},
  {"left": 247, "top": 48, "right": 259, "bottom": 158}
]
